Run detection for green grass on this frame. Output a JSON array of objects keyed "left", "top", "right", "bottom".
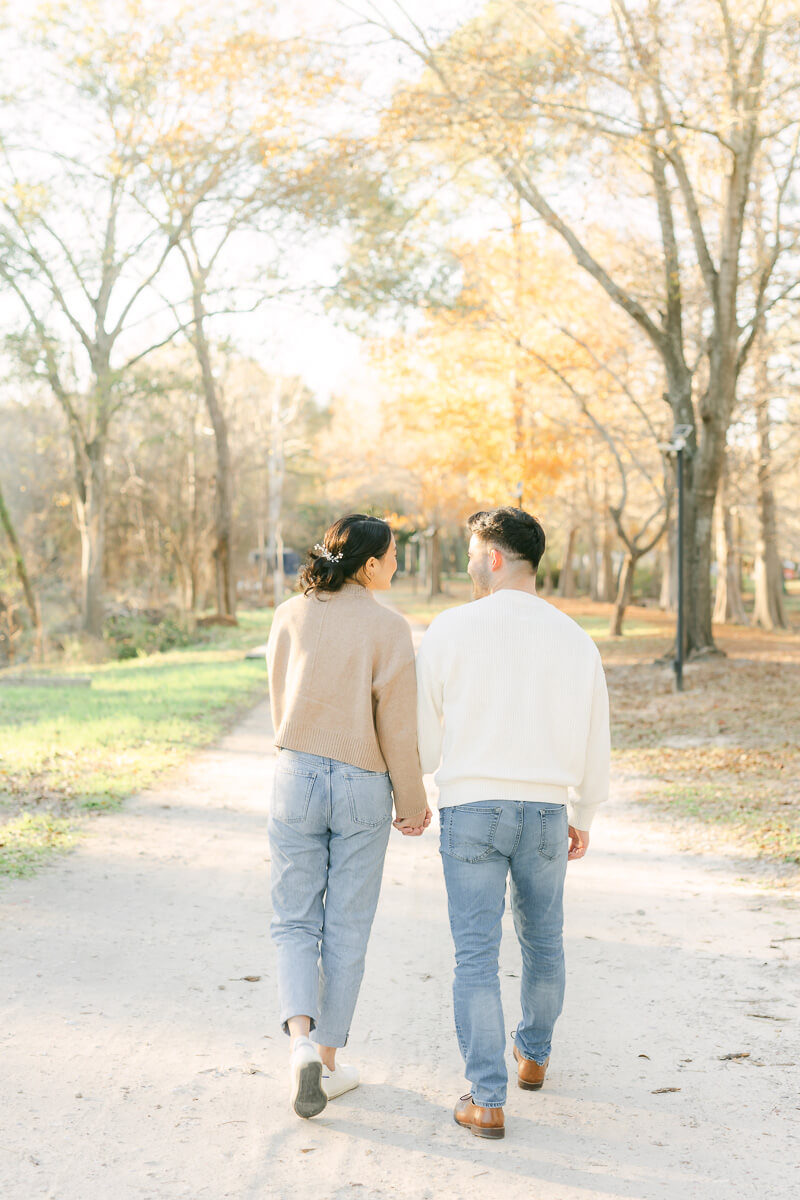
[
  {"left": 0, "top": 650, "right": 269, "bottom": 807},
  {"left": 0, "top": 609, "right": 273, "bottom": 876},
  {"left": 0, "top": 812, "right": 77, "bottom": 878},
  {"left": 641, "top": 781, "right": 800, "bottom": 866}
]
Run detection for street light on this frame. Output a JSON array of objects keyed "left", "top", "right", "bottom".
[{"left": 658, "top": 424, "right": 693, "bottom": 692}]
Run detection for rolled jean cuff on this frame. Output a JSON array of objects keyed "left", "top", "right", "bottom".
[
  {"left": 473, "top": 1097, "right": 505, "bottom": 1109},
  {"left": 280, "top": 1011, "right": 318, "bottom": 1037},
  {"left": 514, "top": 1031, "right": 550, "bottom": 1064},
  {"left": 312, "top": 1028, "right": 349, "bottom": 1049}
]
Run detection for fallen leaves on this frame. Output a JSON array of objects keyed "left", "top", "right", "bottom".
[{"left": 606, "top": 640, "right": 800, "bottom": 872}]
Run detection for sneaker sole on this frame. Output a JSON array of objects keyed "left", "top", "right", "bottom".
[{"left": 292, "top": 1060, "right": 327, "bottom": 1119}]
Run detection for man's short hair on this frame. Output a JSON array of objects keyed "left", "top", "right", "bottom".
[{"left": 467, "top": 507, "right": 546, "bottom": 573}]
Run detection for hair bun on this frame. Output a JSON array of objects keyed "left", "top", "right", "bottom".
[{"left": 300, "top": 514, "right": 392, "bottom": 596}]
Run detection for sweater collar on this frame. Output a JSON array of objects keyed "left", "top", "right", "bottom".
[{"left": 341, "top": 580, "right": 373, "bottom": 597}]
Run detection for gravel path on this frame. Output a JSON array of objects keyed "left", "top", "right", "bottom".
[{"left": 1, "top": 699, "right": 798, "bottom": 1200}]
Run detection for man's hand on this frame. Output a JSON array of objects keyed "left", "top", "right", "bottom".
[
  {"left": 568, "top": 825, "right": 590, "bottom": 861},
  {"left": 393, "top": 807, "right": 432, "bottom": 837}
]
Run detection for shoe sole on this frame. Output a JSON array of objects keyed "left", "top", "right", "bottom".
[
  {"left": 518, "top": 1078, "right": 545, "bottom": 1091},
  {"left": 292, "top": 1060, "right": 327, "bottom": 1119},
  {"left": 454, "top": 1114, "right": 505, "bottom": 1140},
  {"left": 322, "top": 1081, "right": 359, "bottom": 1101}
]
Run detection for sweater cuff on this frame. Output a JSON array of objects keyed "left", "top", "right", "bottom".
[
  {"left": 391, "top": 778, "right": 428, "bottom": 821},
  {"left": 566, "top": 797, "right": 600, "bottom": 831}
]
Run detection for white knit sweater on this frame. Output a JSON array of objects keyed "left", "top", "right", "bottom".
[{"left": 415, "top": 589, "right": 610, "bottom": 830}]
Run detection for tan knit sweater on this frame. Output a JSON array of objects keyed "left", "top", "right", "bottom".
[{"left": 266, "top": 581, "right": 426, "bottom": 819}]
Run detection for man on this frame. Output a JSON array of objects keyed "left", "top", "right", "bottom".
[{"left": 416, "top": 507, "right": 610, "bottom": 1140}]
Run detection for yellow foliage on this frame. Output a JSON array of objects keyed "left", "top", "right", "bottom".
[{"left": 363, "top": 226, "right": 666, "bottom": 530}]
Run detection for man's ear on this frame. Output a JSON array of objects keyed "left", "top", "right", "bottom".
[{"left": 489, "top": 548, "right": 503, "bottom": 572}]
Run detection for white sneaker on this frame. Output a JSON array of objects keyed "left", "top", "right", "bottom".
[
  {"left": 321, "top": 1062, "right": 360, "bottom": 1100},
  {"left": 289, "top": 1037, "right": 327, "bottom": 1118}
]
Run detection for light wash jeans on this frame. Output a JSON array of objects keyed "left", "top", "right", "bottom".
[
  {"left": 268, "top": 749, "right": 393, "bottom": 1048},
  {"left": 439, "top": 799, "right": 569, "bottom": 1108}
]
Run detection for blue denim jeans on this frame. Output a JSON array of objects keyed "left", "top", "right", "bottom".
[
  {"left": 439, "top": 799, "right": 569, "bottom": 1107},
  {"left": 268, "top": 749, "right": 392, "bottom": 1048}
]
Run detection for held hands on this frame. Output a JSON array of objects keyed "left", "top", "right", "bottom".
[
  {"left": 568, "top": 825, "right": 590, "bottom": 861},
  {"left": 392, "top": 806, "right": 432, "bottom": 837}
]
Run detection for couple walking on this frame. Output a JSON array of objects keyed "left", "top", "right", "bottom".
[{"left": 266, "top": 507, "right": 610, "bottom": 1139}]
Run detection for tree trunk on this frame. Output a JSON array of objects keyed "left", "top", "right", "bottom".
[
  {"left": 677, "top": 395, "right": 729, "bottom": 657},
  {"left": 557, "top": 527, "right": 577, "bottom": 597},
  {"left": 752, "top": 352, "right": 787, "bottom": 630},
  {"left": 404, "top": 540, "right": 415, "bottom": 578},
  {"left": 0, "top": 478, "right": 43, "bottom": 659},
  {"left": 610, "top": 552, "right": 635, "bottom": 636},
  {"left": 428, "top": 527, "right": 443, "bottom": 599},
  {"left": 256, "top": 478, "right": 267, "bottom": 596},
  {"left": 587, "top": 512, "right": 600, "bottom": 601},
  {"left": 192, "top": 288, "right": 236, "bottom": 619},
  {"left": 417, "top": 538, "right": 427, "bottom": 595},
  {"left": 712, "top": 457, "right": 748, "bottom": 625},
  {"left": 187, "top": 418, "right": 200, "bottom": 612},
  {"left": 598, "top": 517, "right": 615, "bottom": 603},
  {"left": 267, "top": 383, "right": 287, "bottom": 609},
  {"left": 576, "top": 551, "right": 589, "bottom": 595},
  {"left": 659, "top": 519, "right": 677, "bottom": 611},
  {"left": 75, "top": 439, "right": 106, "bottom": 638}
]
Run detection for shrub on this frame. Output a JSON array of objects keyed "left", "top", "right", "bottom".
[{"left": 104, "top": 613, "right": 206, "bottom": 659}]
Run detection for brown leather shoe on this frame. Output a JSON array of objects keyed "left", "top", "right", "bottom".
[
  {"left": 514, "top": 1044, "right": 549, "bottom": 1091},
  {"left": 453, "top": 1094, "right": 505, "bottom": 1139}
]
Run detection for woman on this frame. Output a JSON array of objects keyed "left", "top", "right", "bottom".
[{"left": 266, "top": 514, "right": 430, "bottom": 1119}]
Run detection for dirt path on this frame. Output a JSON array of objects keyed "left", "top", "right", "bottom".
[{"left": 1, "top": 700, "right": 798, "bottom": 1200}]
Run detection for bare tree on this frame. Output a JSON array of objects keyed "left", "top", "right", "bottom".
[
  {"left": 751, "top": 335, "right": 789, "bottom": 629},
  {"left": 712, "top": 454, "right": 748, "bottom": 625},
  {"left": 0, "top": 476, "right": 42, "bottom": 658},
  {"left": 266, "top": 379, "right": 304, "bottom": 609},
  {"left": 354, "top": 0, "right": 800, "bottom": 654},
  {"left": 0, "top": 15, "right": 208, "bottom": 635}
]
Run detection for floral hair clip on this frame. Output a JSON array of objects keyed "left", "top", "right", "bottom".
[{"left": 314, "top": 543, "right": 343, "bottom": 563}]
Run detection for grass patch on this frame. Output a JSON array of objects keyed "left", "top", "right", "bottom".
[
  {"left": 639, "top": 781, "right": 800, "bottom": 866},
  {"left": 0, "top": 652, "right": 270, "bottom": 806},
  {"left": 0, "top": 608, "right": 273, "bottom": 877},
  {"left": 0, "top": 812, "right": 76, "bottom": 878},
  {"left": 610, "top": 647, "right": 800, "bottom": 875}
]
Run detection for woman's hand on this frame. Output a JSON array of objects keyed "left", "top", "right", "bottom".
[{"left": 393, "top": 806, "right": 432, "bottom": 837}]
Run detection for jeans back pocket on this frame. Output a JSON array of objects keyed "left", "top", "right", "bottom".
[
  {"left": 538, "top": 805, "right": 568, "bottom": 860},
  {"left": 441, "top": 805, "right": 502, "bottom": 863},
  {"left": 343, "top": 769, "right": 393, "bottom": 827},
  {"left": 272, "top": 764, "right": 317, "bottom": 823}
]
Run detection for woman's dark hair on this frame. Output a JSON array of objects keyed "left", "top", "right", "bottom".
[
  {"left": 300, "top": 514, "right": 393, "bottom": 595},
  {"left": 467, "top": 507, "right": 546, "bottom": 572}
]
